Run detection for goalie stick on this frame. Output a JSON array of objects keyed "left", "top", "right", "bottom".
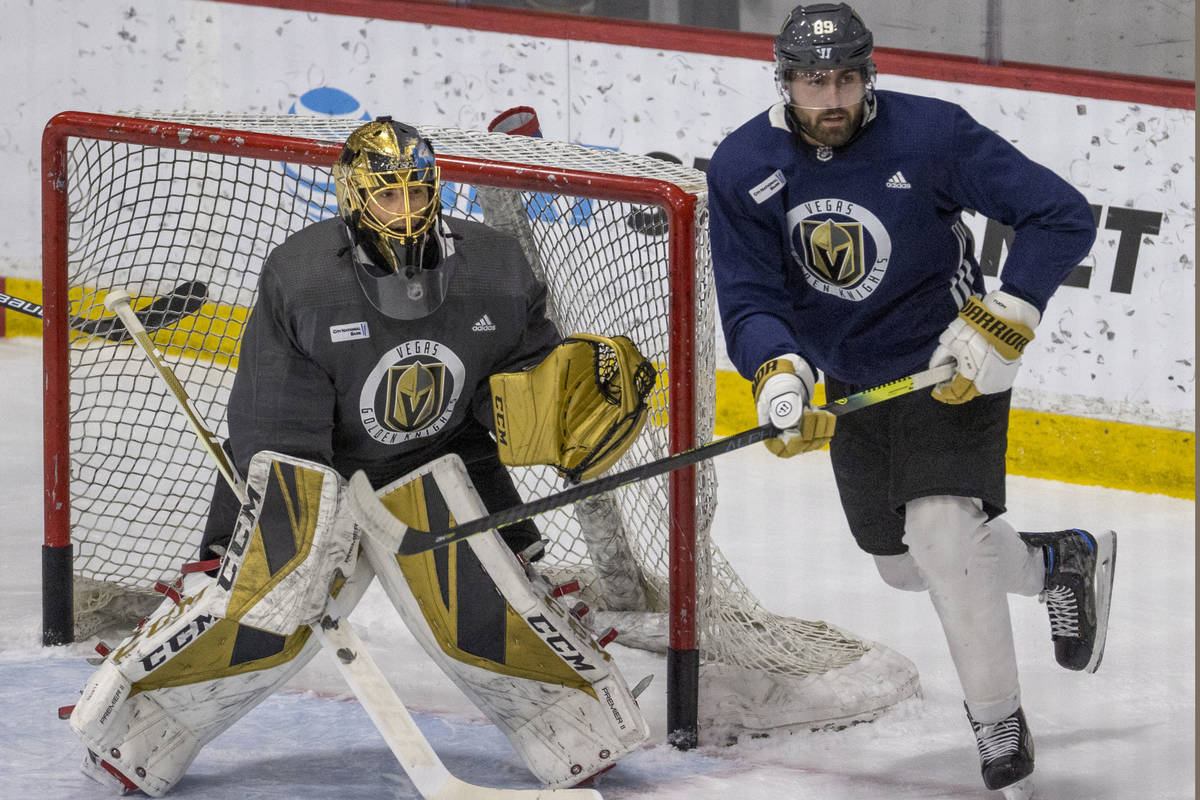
[
  {"left": 362, "top": 363, "right": 957, "bottom": 556},
  {"left": 4, "top": 280, "right": 206, "bottom": 341},
  {"left": 103, "top": 288, "right": 603, "bottom": 800}
]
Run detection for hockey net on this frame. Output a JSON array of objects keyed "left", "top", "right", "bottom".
[{"left": 41, "top": 111, "right": 918, "bottom": 742}]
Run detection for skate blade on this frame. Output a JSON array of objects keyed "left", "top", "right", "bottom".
[
  {"left": 999, "top": 776, "right": 1035, "bottom": 799},
  {"left": 1085, "top": 530, "right": 1117, "bottom": 673}
]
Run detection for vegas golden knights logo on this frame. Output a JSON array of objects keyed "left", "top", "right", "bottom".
[
  {"left": 801, "top": 218, "right": 866, "bottom": 287},
  {"left": 360, "top": 340, "right": 466, "bottom": 444},
  {"left": 385, "top": 360, "right": 447, "bottom": 431}
]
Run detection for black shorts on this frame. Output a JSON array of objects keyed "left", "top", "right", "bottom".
[{"left": 825, "top": 376, "right": 1010, "bottom": 557}]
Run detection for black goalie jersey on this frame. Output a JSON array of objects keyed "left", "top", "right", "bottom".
[{"left": 225, "top": 216, "right": 561, "bottom": 486}]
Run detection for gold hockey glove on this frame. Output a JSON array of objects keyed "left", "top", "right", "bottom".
[
  {"left": 752, "top": 354, "right": 836, "bottom": 457},
  {"left": 930, "top": 290, "right": 1040, "bottom": 405},
  {"left": 491, "top": 334, "right": 655, "bottom": 482}
]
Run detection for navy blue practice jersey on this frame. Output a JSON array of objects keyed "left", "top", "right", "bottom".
[{"left": 707, "top": 90, "right": 1096, "bottom": 386}]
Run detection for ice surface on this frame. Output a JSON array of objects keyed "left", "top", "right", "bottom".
[{"left": 1, "top": 338, "right": 1192, "bottom": 799}]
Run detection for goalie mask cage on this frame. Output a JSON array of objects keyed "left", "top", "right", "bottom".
[{"left": 41, "top": 110, "right": 918, "bottom": 747}]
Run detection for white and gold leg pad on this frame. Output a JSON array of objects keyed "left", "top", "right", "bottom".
[
  {"left": 353, "top": 454, "right": 651, "bottom": 788},
  {"left": 69, "top": 452, "right": 365, "bottom": 796}
]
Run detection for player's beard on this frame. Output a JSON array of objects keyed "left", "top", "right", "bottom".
[{"left": 793, "top": 102, "right": 865, "bottom": 148}]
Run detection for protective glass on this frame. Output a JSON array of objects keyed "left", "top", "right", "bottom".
[{"left": 783, "top": 67, "right": 871, "bottom": 110}]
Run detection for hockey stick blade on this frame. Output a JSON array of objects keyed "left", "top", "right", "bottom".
[
  {"left": 76, "top": 280, "right": 208, "bottom": 341},
  {"left": 361, "top": 364, "right": 956, "bottom": 556},
  {"left": 1, "top": 281, "right": 207, "bottom": 341}
]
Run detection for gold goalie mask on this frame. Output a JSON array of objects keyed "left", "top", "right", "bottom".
[
  {"left": 334, "top": 117, "right": 454, "bottom": 320},
  {"left": 490, "top": 334, "right": 656, "bottom": 482}
]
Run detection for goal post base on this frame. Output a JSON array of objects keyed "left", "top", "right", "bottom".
[
  {"left": 42, "top": 542, "right": 74, "bottom": 645},
  {"left": 666, "top": 647, "right": 699, "bottom": 749}
]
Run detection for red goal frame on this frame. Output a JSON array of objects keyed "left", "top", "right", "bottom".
[{"left": 40, "top": 110, "right": 705, "bottom": 740}]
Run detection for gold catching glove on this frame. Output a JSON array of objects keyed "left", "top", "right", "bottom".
[{"left": 491, "top": 334, "right": 656, "bottom": 482}]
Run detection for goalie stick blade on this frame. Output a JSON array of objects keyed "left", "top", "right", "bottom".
[
  {"left": 313, "top": 612, "right": 603, "bottom": 800},
  {"left": 75, "top": 280, "right": 208, "bottom": 342},
  {"left": 390, "top": 365, "right": 957, "bottom": 556}
]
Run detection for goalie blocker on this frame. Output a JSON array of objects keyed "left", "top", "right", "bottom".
[{"left": 69, "top": 451, "right": 647, "bottom": 795}]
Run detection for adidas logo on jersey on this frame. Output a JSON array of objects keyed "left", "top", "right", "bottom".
[
  {"left": 886, "top": 171, "right": 911, "bottom": 189},
  {"left": 472, "top": 314, "right": 496, "bottom": 332}
]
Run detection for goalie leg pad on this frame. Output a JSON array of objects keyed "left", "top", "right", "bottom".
[
  {"left": 211, "top": 450, "right": 360, "bottom": 634},
  {"left": 357, "top": 454, "right": 650, "bottom": 787},
  {"left": 70, "top": 451, "right": 368, "bottom": 795},
  {"left": 70, "top": 571, "right": 325, "bottom": 796}
]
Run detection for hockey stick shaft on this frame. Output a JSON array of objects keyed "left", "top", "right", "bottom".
[
  {"left": 106, "top": 286, "right": 602, "bottom": 800},
  {"left": 105, "top": 288, "right": 244, "bottom": 500},
  {"left": 393, "top": 364, "right": 956, "bottom": 555},
  {"left": 0, "top": 290, "right": 45, "bottom": 319},
  {"left": 6, "top": 281, "right": 207, "bottom": 340}
]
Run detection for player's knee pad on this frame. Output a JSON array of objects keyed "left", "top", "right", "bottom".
[
  {"left": 358, "top": 454, "right": 651, "bottom": 788},
  {"left": 902, "top": 495, "right": 988, "bottom": 584},
  {"left": 70, "top": 451, "right": 365, "bottom": 796},
  {"left": 873, "top": 553, "right": 928, "bottom": 592}
]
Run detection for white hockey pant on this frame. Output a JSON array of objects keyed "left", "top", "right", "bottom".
[{"left": 902, "top": 495, "right": 1043, "bottom": 724}]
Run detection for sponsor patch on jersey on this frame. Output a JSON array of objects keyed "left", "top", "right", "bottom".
[
  {"left": 749, "top": 170, "right": 787, "bottom": 205},
  {"left": 786, "top": 198, "right": 893, "bottom": 302},
  {"left": 330, "top": 321, "right": 369, "bottom": 342},
  {"left": 359, "top": 340, "right": 466, "bottom": 445}
]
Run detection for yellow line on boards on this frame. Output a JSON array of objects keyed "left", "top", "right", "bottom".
[{"left": 6, "top": 279, "right": 1194, "bottom": 500}]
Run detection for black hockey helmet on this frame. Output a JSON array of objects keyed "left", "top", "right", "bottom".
[
  {"left": 774, "top": 3, "right": 874, "bottom": 73},
  {"left": 334, "top": 117, "right": 455, "bottom": 320},
  {"left": 773, "top": 4, "right": 877, "bottom": 114}
]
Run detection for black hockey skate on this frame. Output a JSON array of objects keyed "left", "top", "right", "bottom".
[
  {"left": 1020, "top": 528, "right": 1117, "bottom": 673},
  {"left": 966, "top": 704, "right": 1035, "bottom": 798}
]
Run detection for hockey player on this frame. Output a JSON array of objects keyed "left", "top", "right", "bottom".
[
  {"left": 706, "top": 4, "right": 1116, "bottom": 798},
  {"left": 69, "top": 117, "right": 654, "bottom": 795},
  {"left": 194, "top": 116, "right": 561, "bottom": 566}
]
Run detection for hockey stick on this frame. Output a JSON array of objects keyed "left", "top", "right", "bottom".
[
  {"left": 5, "top": 280, "right": 207, "bottom": 341},
  {"left": 105, "top": 288, "right": 241, "bottom": 496},
  {"left": 104, "top": 288, "right": 603, "bottom": 800},
  {"left": 364, "top": 364, "right": 957, "bottom": 556}
]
